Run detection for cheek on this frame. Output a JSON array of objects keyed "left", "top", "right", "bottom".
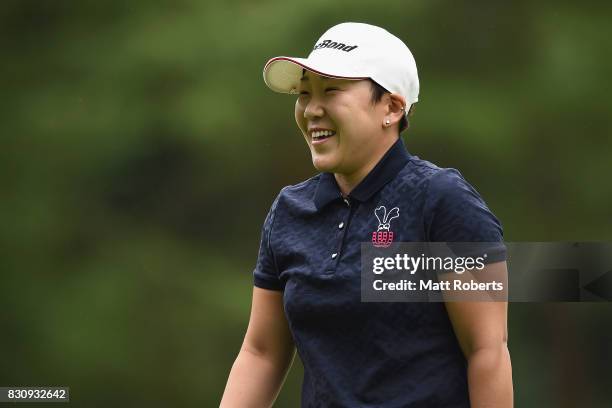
[{"left": 294, "top": 102, "right": 306, "bottom": 131}]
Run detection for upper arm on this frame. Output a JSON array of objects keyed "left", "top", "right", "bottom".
[
  {"left": 427, "top": 169, "right": 508, "bottom": 357},
  {"left": 242, "top": 287, "right": 295, "bottom": 364},
  {"left": 246, "top": 189, "right": 293, "bottom": 361},
  {"left": 253, "top": 191, "right": 285, "bottom": 291},
  {"left": 444, "top": 262, "right": 509, "bottom": 358}
]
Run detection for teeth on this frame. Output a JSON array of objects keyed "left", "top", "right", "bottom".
[{"left": 312, "top": 130, "right": 336, "bottom": 139}]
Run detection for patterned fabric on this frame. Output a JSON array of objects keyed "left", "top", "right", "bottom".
[{"left": 253, "top": 137, "right": 504, "bottom": 407}]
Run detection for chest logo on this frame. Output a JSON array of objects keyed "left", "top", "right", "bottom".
[{"left": 372, "top": 205, "right": 399, "bottom": 248}]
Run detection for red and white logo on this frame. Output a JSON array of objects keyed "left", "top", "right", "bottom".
[{"left": 372, "top": 205, "right": 399, "bottom": 248}]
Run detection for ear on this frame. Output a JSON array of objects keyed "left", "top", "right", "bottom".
[{"left": 383, "top": 93, "right": 407, "bottom": 128}]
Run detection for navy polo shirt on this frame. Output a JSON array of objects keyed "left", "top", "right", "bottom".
[{"left": 253, "top": 137, "right": 504, "bottom": 407}]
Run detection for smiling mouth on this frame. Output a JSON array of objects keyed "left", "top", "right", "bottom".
[{"left": 311, "top": 130, "right": 337, "bottom": 142}]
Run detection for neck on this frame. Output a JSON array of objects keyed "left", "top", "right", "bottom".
[
  {"left": 334, "top": 135, "right": 398, "bottom": 197},
  {"left": 335, "top": 168, "right": 371, "bottom": 198}
]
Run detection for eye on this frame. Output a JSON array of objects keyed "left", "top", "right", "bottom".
[
  {"left": 325, "top": 88, "right": 339, "bottom": 93},
  {"left": 299, "top": 90, "right": 310, "bottom": 95}
]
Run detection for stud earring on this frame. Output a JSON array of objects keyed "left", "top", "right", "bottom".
[{"left": 385, "top": 119, "right": 390, "bottom": 126}]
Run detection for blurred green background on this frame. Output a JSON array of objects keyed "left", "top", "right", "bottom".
[{"left": 1, "top": 0, "right": 611, "bottom": 406}]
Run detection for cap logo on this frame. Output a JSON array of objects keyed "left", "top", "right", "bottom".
[{"left": 313, "top": 39, "right": 358, "bottom": 52}]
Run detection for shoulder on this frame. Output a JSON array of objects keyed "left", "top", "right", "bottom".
[
  {"left": 400, "top": 158, "right": 503, "bottom": 241},
  {"left": 395, "top": 156, "right": 474, "bottom": 199},
  {"left": 278, "top": 174, "right": 320, "bottom": 199},
  {"left": 426, "top": 167, "right": 477, "bottom": 201},
  {"left": 270, "top": 174, "right": 321, "bottom": 215}
]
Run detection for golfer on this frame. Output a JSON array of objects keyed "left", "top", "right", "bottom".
[{"left": 221, "top": 22, "right": 513, "bottom": 407}]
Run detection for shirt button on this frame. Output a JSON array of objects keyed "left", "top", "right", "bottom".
[
  {"left": 331, "top": 253, "right": 338, "bottom": 259},
  {"left": 338, "top": 222, "right": 344, "bottom": 229}
]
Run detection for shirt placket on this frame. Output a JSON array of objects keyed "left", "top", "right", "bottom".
[{"left": 326, "top": 197, "right": 355, "bottom": 273}]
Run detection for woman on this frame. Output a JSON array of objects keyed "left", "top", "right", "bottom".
[{"left": 221, "top": 22, "right": 513, "bottom": 407}]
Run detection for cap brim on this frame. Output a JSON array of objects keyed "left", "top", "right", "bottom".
[{"left": 263, "top": 56, "right": 368, "bottom": 94}]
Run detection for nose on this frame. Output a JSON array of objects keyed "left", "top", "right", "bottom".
[{"left": 303, "top": 96, "right": 325, "bottom": 120}]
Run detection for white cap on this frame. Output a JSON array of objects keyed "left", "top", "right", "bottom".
[{"left": 263, "top": 22, "right": 420, "bottom": 105}]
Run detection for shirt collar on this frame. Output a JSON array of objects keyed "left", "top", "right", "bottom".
[{"left": 313, "top": 137, "right": 412, "bottom": 210}]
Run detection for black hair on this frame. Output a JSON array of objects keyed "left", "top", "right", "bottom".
[{"left": 369, "top": 80, "right": 413, "bottom": 133}]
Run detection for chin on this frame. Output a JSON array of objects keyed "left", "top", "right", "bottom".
[{"left": 311, "top": 154, "right": 338, "bottom": 173}]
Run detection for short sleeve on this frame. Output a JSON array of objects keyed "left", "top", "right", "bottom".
[
  {"left": 253, "top": 192, "right": 284, "bottom": 291},
  {"left": 424, "top": 169, "right": 506, "bottom": 262}
]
